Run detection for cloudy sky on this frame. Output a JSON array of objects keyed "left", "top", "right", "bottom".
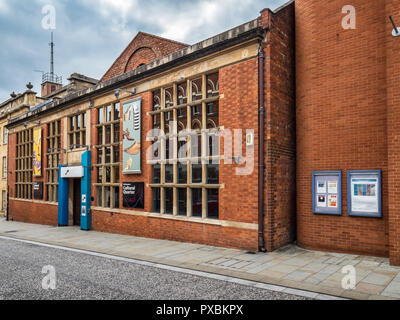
[{"left": 0, "top": 0, "right": 287, "bottom": 102}]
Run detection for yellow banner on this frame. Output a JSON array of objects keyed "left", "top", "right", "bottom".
[{"left": 33, "top": 128, "right": 42, "bottom": 177}]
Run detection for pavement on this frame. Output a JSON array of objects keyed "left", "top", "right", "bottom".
[{"left": 0, "top": 218, "right": 399, "bottom": 300}]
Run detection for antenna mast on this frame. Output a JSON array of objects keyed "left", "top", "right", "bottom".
[{"left": 50, "top": 32, "right": 54, "bottom": 75}]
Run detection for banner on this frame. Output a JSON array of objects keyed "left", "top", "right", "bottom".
[
  {"left": 33, "top": 127, "right": 42, "bottom": 177},
  {"left": 122, "top": 98, "right": 142, "bottom": 174}
]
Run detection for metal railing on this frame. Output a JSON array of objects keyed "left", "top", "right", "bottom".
[{"left": 42, "top": 72, "right": 62, "bottom": 84}]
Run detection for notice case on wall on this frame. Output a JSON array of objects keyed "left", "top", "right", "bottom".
[
  {"left": 312, "top": 171, "right": 342, "bottom": 215},
  {"left": 347, "top": 170, "right": 382, "bottom": 218}
]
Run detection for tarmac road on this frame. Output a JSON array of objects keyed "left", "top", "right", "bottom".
[{"left": 0, "top": 237, "right": 312, "bottom": 300}]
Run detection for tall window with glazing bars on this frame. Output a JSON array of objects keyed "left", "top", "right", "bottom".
[
  {"left": 46, "top": 120, "right": 61, "bottom": 202},
  {"left": 68, "top": 112, "right": 86, "bottom": 149},
  {"left": 15, "top": 129, "right": 33, "bottom": 199},
  {"left": 149, "top": 72, "right": 220, "bottom": 219},
  {"left": 94, "top": 103, "right": 121, "bottom": 209}
]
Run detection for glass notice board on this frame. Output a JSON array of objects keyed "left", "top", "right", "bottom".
[{"left": 312, "top": 171, "right": 342, "bottom": 215}]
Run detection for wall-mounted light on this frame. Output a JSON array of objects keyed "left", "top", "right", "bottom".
[
  {"left": 89, "top": 100, "right": 95, "bottom": 109},
  {"left": 389, "top": 16, "right": 400, "bottom": 37},
  {"left": 23, "top": 120, "right": 41, "bottom": 128},
  {"left": 114, "top": 88, "right": 136, "bottom": 100}
]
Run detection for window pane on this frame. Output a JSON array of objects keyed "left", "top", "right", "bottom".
[
  {"left": 165, "top": 164, "right": 173, "bottom": 184},
  {"left": 97, "top": 149, "right": 103, "bottom": 164},
  {"left": 105, "top": 147, "right": 111, "bottom": 163},
  {"left": 191, "top": 78, "right": 202, "bottom": 101},
  {"left": 152, "top": 188, "right": 161, "bottom": 213},
  {"left": 113, "top": 146, "right": 120, "bottom": 163},
  {"left": 70, "top": 117, "right": 74, "bottom": 130},
  {"left": 207, "top": 165, "right": 219, "bottom": 184},
  {"left": 113, "top": 187, "right": 119, "bottom": 209},
  {"left": 192, "top": 189, "right": 202, "bottom": 217},
  {"left": 97, "top": 187, "right": 103, "bottom": 207},
  {"left": 83, "top": 113, "right": 87, "bottom": 128},
  {"left": 98, "top": 107, "right": 104, "bottom": 124},
  {"left": 106, "top": 105, "right": 112, "bottom": 122},
  {"left": 192, "top": 164, "right": 202, "bottom": 184},
  {"left": 206, "top": 73, "right": 219, "bottom": 98},
  {"left": 76, "top": 115, "right": 81, "bottom": 129},
  {"left": 152, "top": 165, "right": 161, "bottom": 184},
  {"left": 178, "top": 163, "right": 187, "bottom": 184},
  {"left": 177, "top": 82, "right": 187, "bottom": 105},
  {"left": 114, "top": 166, "right": 120, "bottom": 183},
  {"left": 207, "top": 189, "right": 219, "bottom": 219},
  {"left": 114, "top": 103, "right": 120, "bottom": 120},
  {"left": 97, "top": 128, "right": 103, "bottom": 145},
  {"left": 105, "top": 167, "right": 111, "bottom": 183},
  {"left": 152, "top": 90, "right": 161, "bottom": 110},
  {"left": 178, "top": 188, "right": 187, "bottom": 216},
  {"left": 207, "top": 101, "right": 219, "bottom": 127},
  {"left": 97, "top": 167, "right": 103, "bottom": 183},
  {"left": 165, "top": 87, "right": 174, "bottom": 108},
  {"left": 104, "top": 187, "right": 111, "bottom": 208},
  {"left": 165, "top": 188, "right": 173, "bottom": 215},
  {"left": 114, "top": 124, "right": 120, "bottom": 143},
  {"left": 105, "top": 126, "right": 111, "bottom": 144}
]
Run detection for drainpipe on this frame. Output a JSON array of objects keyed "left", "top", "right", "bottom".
[{"left": 258, "top": 42, "right": 266, "bottom": 253}]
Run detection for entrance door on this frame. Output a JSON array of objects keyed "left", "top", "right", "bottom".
[{"left": 73, "top": 179, "right": 81, "bottom": 226}]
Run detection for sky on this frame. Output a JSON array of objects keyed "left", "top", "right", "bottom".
[{"left": 0, "top": 0, "right": 288, "bottom": 102}]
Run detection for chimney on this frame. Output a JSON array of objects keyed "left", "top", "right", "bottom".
[{"left": 41, "top": 79, "right": 62, "bottom": 97}]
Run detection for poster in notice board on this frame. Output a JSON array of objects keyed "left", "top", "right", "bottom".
[
  {"left": 312, "top": 171, "right": 342, "bottom": 215},
  {"left": 348, "top": 171, "right": 382, "bottom": 218}
]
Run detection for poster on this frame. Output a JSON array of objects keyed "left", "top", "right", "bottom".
[
  {"left": 328, "top": 195, "right": 338, "bottom": 208},
  {"left": 33, "top": 128, "right": 42, "bottom": 177},
  {"left": 122, "top": 98, "right": 142, "bottom": 174},
  {"left": 317, "top": 181, "right": 326, "bottom": 194},
  {"left": 123, "top": 183, "right": 144, "bottom": 209},
  {"left": 328, "top": 181, "right": 338, "bottom": 194},
  {"left": 317, "top": 195, "right": 327, "bottom": 207},
  {"left": 351, "top": 177, "right": 379, "bottom": 213},
  {"left": 33, "top": 182, "right": 43, "bottom": 200}
]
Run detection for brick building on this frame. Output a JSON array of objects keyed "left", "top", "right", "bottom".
[
  {"left": 296, "top": 0, "right": 400, "bottom": 265},
  {"left": 6, "top": 3, "right": 296, "bottom": 253}
]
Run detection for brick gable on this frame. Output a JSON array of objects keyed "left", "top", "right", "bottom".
[{"left": 101, "top": 32, "right": 188, "bottom": 82}]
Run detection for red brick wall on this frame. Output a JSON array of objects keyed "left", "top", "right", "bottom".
[
  {"left": 260, "top": 5, "right": 297, "bottom": 251},
  {"left": 125, "top": 47, "right": 157, "bottom": 72},
  {"left": 9, "top": 200, "right": 58, "bottom": 226},
  {"left": 219, "top": 59, "right": 259, "bottom": 225},
  {"left": 91, "top": 210, "right": 257, "bottom": 250},
  {"left": 386, "top": 0, "right": 400, "bottom": 265},
  {"left": 101, "top": 32, "right": 187, "bottom": 82},
  {"left": 296, "top": 0, "right": 389, "bottom": 257},
  {"left": 8, "top": 121, "right": 64, "bottom": 224}
]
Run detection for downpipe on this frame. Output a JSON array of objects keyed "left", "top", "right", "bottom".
[{"left": 258, "top": 43, "right": 266, "bottom": 253}]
